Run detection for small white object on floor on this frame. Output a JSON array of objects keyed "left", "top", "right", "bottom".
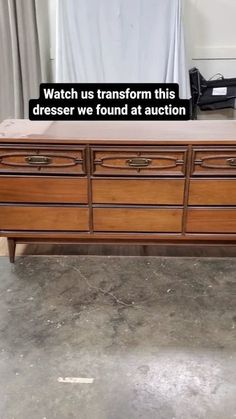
[{"left": 58, "top": 377, "right": 94, "bottom": 384}]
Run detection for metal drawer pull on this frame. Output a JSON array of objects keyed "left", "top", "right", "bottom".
[
  {"left": 227, "top": 158, "right": 236, "bottom": 167},
  {"left": 25, "top": 156, "right": 52, "bottom": 165},
  {"left": 127, "top": 158, "right": 152, "bottom": 168}
]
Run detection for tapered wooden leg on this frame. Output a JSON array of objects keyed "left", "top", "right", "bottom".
[
  {"left": 142, "top": 245, "right": 149, "bottom": 256},
  {"left": 7, "top": 238, "right": 16, "bottom": 263}
]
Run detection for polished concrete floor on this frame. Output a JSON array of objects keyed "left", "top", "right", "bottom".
[{"left": 0, "top": 256, "right": 235, "bottom": 419}]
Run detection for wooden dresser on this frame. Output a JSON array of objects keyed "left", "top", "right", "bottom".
[{"left": 1, "top": 119, "right": 236, "bottom": 262}]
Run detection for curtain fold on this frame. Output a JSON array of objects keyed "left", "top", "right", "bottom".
[
  {"left": 0, "top": 0, "right": 42, "bottom": 121},
  {"left": 56, "top": 0, "right": 190, "bottom": 98}
]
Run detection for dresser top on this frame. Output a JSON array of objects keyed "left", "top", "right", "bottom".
[{"left": 1, "top": 119, "right": 236, "bottom": 145}]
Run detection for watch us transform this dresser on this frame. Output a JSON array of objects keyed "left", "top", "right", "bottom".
[{"left": 1, "top": 119, "right": 236, "bottom": 262}]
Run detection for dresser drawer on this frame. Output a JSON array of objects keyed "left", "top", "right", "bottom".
[
  {"left": 192, "top": 148, "right": 236, "bottom": 176},
  {"left": 0, "top": 206, "right": 89, "bottom": 231},
  {"left": 0, "top": 147, "right": 86, "bottom": 175},
  {"left": 92, "top": 147, "right": 187, "bottom": 176},
  {"left": 187, "top": 208, "right": 236, "bottom": 233},
  {"left": 93, "top": 208, "right": 183, "bottom": 232},
  {"left": 189, "top": 179, "right": 236, "bottom": 205},
  {"left": 92, "top": 179, "right": 185, "bottom": 205},
  {"left": 0, "top": 177, "right": 88, "bottom": 204}
]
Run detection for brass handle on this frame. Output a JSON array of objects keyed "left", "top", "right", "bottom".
[
  {"left": 127, "top": 158, "right": 152, "bottom": 168},
  {"left": 25, "top": 156, "right": 52, "bottom": 165},
  {"left": 227, "top": 158, "right": 236, "bottom": 167}
]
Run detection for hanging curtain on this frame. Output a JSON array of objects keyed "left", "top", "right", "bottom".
[
  {"left": 56, "top": 0, "right": 190, "bottom": 98},
  {"left": 0, "top": 0, "right": 44, "bottom": 122}
]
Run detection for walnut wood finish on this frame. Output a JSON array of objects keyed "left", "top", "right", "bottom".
[
  {"left": 187, "top": 208, "right": 236, "bottom": 233},
  {"left": 0, "top": 177, "right": 88, "bottom": 204},
  {"left": 0, "top": 206, "right": 89, "bottom": 231},
  {"left": 1, "top": 120, "right": 236, "bottom": 262},
  {"left": 0, "top": 147, "right": 85, "bottom": 174},
  {"left": 192, "top": 148, "right": 236, "bottom": 176},
  {"left": 189, "top": 179, "right": 236, "bottom": 205},
  {"left": 92, "top": 148, "right": 187, "bottom": 176},
  {"left": 7, "top": 238, "right": 16, "bottom": 263},
  {"left": 92, "top": 179, "right": 185, "bottom": 205},
  {"left": 3, "top": 231, "right": 236, "bottom": 241},
  {"left": 2, "top": 120, "right": 236, "bottom": 143},
  {"left": 93, "top": 208, "right": 183, "bottom": 232}
]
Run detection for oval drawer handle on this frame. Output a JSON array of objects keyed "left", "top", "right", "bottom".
[
  {"left": 227, "top": 158, "right": 236, "bottom": 167},
  {"left": 25, "top": 156, "right": 52, "bottom": 165},
  {"left": 127, "top": 158, "right": 152, "bottom": 168}
]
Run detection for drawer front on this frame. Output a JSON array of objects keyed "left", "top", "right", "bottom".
[
  {"left": 0, "top": 206, "right": 89, "bottom": 231},
  {"left": 187, "top": 208, "right": 236, "bottom": 233},
  {"left": 0, "top": 177, "right": 88, "bottom": 204},
  {"left": 0, "top": 147, "right": 86, "bottom": 175},
  {"left": 93, "top": 208, "right": 183, "bottom": 232},
  {"left": 192, "top": 148, "right": 236, "bottom": 176},
  {"left": 93, "top": 179, "right": 185, "bottom": 205},
  {"left": 189, "top": 179, "right": 236, "bottom": 205},
  {"left": 92, "top": 148, "right": 187, "bottom": 176}
]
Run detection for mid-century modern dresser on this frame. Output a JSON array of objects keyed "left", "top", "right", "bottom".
[{"left": 1, "top": 119, "right": 236, "bottom": 262}]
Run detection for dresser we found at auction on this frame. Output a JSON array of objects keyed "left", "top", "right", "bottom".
[{"left": 1, "top": 119, "right": 236, "bottom": 262}]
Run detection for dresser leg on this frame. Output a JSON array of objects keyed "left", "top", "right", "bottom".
[
  {"left": 142, "top": 245, "right": 149, "bottom": 256},
  {"left": 7, "top": 239, "right": 16, "bottom": 263}
]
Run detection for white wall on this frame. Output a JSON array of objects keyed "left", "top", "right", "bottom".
[
  {"left": 183, "top": 0, "right": 236, "bottom": 119},
  {"left": 183, "top": 0, "right": 236, "bottom": 78}
]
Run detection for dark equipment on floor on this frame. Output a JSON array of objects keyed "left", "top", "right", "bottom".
[{"left": 189, "top": 67, "right": 236, "bottom": 119}]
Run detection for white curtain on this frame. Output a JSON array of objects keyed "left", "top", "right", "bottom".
[
  {"left": 0, "top": 0, "right": 51, "bottom": 122},
  {"left": 56, "top": 0, "right": 190, "bottom": 98}
]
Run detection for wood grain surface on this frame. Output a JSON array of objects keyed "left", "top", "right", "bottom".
[
  {"left": 0, "top": 206, "right": 89, "bottom": 231},
  {"left": 93, "top": 208, "right": 183, "bottom": 232},
  {"left": 93, "top": 179, "right": 185, "bottom": 205},
  {"left": 0, "top": 177, "right": 88, "bottom": 203}
]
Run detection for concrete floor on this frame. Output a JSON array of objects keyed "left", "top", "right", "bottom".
[{"left": 0, "top": 256, "right": 235, "bottom": 419}]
